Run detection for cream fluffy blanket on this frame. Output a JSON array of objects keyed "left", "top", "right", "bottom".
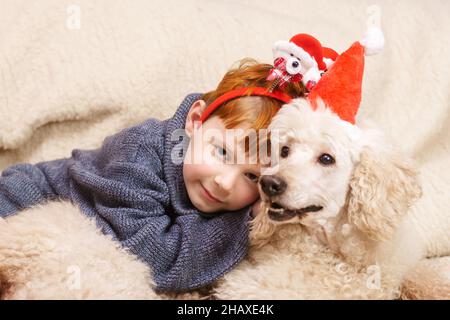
[{"left": 0, "top": 0, "right": 448, "bottom": 277}]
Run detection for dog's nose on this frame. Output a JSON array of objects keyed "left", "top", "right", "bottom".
[{"left": 260, "top": 175, "right": 287, "bottom": 197}]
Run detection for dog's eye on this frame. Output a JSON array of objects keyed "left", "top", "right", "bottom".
[
  {"left": 280, "top": 146, "right": 290, "bottom": 158},
  {"left": 318, "top": 153, "right": 335, "bottom": 165},
  {"left": 245, "top": 172, "right": 259, "bottom": 183}
]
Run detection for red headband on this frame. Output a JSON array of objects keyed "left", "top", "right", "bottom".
[{"left": 199, "top": 87, "right": 292, "bottom": 123}]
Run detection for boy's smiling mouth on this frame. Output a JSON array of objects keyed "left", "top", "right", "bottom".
[{"left": 201, "top": 184, "right": 223, "bottom": 203}]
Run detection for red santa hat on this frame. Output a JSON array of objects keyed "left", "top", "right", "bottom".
[{"left": 308, "top": 27, "right": 385, "bottom": 124}]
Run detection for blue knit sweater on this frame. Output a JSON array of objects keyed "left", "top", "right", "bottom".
[{"left": 0, "top": 94, "right": 252, "bottom": 292}]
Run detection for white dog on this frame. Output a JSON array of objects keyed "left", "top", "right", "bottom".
[{"left": 214, "top": 98, "right": 424, "bottom": 299}]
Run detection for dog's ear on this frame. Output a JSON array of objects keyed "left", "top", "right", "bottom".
[{"left": 347, "top": 148, "right": 422, "bottom": 241}]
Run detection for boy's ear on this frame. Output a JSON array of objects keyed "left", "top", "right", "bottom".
[{"left": 185, "top": 100, "right": 207, "bottom": 137}]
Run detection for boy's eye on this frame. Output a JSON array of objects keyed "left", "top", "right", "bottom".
[
  {"left": 245, "top": 173, "right": 259, "bottom": 183},
  {"left": 214, "top": 145, "right": 228, "bottom": 159}
]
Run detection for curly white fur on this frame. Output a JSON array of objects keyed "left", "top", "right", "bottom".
[{"left": 0, "top": 201, "right": 159, "bottom": 299}]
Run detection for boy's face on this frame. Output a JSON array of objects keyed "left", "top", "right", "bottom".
[{"left": 183, "top": 100, "right": 261, "bottom": 213}]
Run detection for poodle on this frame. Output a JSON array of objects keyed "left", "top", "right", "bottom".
[{"left": 213, "top": 98, "right": 424, "bottom": 299}]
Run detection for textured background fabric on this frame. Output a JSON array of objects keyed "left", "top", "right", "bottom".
[{"left": 0, "top": 0, "right": 448, "bottom": 257}]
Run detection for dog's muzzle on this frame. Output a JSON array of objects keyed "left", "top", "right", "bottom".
[
  {"left": 260, "top": 175, "right": 287, "bottom": 197},
  {"left": 267, "top": 202, "right": 324, "bottom": 222}
]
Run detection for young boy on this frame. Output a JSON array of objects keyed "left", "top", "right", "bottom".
[{"left": 0, "top": 59, "right": 304, "bottom": 292}]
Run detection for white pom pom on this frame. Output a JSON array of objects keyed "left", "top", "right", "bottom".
[{"left": 359, "top": 26, "right": 385, "bottom": 56}]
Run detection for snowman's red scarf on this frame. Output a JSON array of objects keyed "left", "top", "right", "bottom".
[{"left": 267, "top": 57, "right": 303, "bottom": 89}]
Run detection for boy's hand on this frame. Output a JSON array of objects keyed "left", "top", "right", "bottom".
[{"left": 251, "top": 199, "right": 263, "bottom": 218}]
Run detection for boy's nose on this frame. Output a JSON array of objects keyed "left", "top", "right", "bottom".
[{"left": 214, "top": 172, "right": 237, "bottom": 194}]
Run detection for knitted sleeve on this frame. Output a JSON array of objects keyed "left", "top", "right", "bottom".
[
  {"left": 0, "top": 158, "right": 73, "bottom": 217},
  {"left": 0, "top": 119, "right": 154, "bottom": 218}
]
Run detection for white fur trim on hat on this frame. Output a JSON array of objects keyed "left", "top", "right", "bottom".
[
  {"left": 359, "top": 26, "right": 385, "bottom": 56},
  {"left": 272, "top": 40, "right": 318, "bottom": 68},
  {"left": 323, "top": 57, "right": 335, "bottom": 69}
]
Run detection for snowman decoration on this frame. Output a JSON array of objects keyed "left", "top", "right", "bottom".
[{"left": 267, "top": 33, "right": 337, "bottom": 92}]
